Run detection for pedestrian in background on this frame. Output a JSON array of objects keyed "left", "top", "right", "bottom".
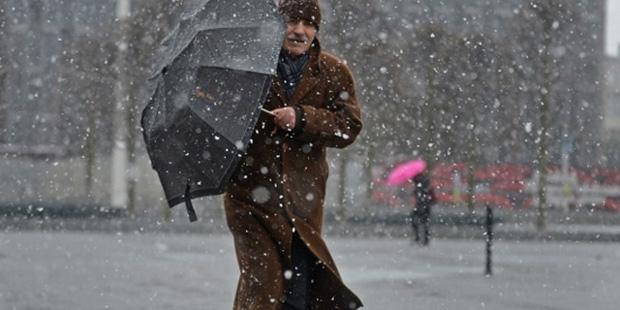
[{"left": 411, "top": 172, "right": 436, "bottom": 246}]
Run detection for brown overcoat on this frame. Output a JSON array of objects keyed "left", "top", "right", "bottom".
[{"left": 224, "top": 40, "right": 363, "bottom": 310}]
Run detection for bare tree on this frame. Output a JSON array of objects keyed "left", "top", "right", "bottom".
[
  {"left": 69, "top": 35, "right": 116, "bottom": 199},
  {"left": 409, "top": 26, "right": 455, "bottom": 168},
  {"left": 325, "top": 0, "right": 390, "bottom": 217},
  {"left": 452, "top": 33, "right": 496, "bottom": 212},
  {"left": 124, "top": 0, "right": 184, "bottom": 216},
  {"left": 528, "top": 0, "right": 573, "bottom": 231},
  {"left": 0, "top": 3, "right": 7, "bottom": 136}
]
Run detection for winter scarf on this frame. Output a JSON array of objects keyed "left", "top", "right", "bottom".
[{"left": 277, "top": 50, "right": 309, "bottom": 97}]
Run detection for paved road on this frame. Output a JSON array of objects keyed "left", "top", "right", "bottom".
[{"left": 1, "top": 231, "right": 618, "bottom": 310}]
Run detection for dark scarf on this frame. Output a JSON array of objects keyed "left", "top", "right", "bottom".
[{"left": 277, "top": 50, "right": 309, "bottom": 97}]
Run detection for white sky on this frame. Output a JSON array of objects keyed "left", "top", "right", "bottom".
[{"left": 607, "top": 0, "right": 620, "bottom": 56}]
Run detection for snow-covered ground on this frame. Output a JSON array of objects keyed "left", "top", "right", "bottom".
[{"left": 1, "top": 231, "right": 618, "bottom": 310}]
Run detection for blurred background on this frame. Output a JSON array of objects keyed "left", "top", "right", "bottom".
[
  {"left": 0, "top": 0, "right": 619, "bottom": 232},
  {"left": 2, "top": 1, "right": 620, "bottom": 309}
]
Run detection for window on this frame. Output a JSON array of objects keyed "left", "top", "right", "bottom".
[{"left": 612, "top": 96, "right": 620, "bottom": 117}]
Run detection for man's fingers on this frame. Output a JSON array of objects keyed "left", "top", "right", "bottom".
[{"left": 270, "top": 107, "right": 295, "bottom": 131}]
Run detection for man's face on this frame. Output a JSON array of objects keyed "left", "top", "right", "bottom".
[{"left": 282, "top": 19, "right": 317, "bottom": 56}]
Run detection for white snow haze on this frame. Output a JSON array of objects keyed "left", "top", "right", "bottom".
[{"left": 607, "top": 0, "right": 620, "bottom": 55}]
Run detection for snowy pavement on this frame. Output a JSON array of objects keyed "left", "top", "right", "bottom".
[{"left": 1, "top": 231, "right": 619, "bottom": 310}]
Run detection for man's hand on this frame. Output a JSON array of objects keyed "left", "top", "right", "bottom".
[{"left": 271, "top": 107, "right": 296, "bottom": 131}]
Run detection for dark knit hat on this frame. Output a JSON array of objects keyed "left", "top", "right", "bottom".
[{"left": 278, "top": 0, "right": 321, "bottom": 30}]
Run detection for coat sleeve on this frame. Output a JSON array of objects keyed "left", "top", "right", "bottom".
[{"left": 291, "top": 64, "right": 362, "bottom": 149}]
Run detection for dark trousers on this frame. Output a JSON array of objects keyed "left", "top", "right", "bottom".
[
  {"left": 283, "top": 234, "right": 313, "bottom": 310},
  {"left": 411, "top": 211, "right": 431, "bottom": 246}
]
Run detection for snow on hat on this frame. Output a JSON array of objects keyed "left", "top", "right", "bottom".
[{"left": 278, "top": 0, "right": 321, "bottom": 30}]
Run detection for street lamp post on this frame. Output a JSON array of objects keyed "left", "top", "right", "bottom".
[
  {"left": 110, "top": 0, "right": 131, "bottom": 210},
  {"left": 0, "top": 4, "right": 8, "bottom": 128}
]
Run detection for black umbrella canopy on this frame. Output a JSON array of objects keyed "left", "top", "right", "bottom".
[{"left": 142, "top": 0, "right": 284, "bottom": 221}]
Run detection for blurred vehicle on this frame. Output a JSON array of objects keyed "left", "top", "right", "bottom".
[{"left": 371, "top": 162, "right": 620, "bottom": 213}]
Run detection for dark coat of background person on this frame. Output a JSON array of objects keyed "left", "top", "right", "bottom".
[
  {"left": 224, "top": 38, "right": 363, "bottom": 310},
  {"left": 412, "top": 173, "right": 434, "bottom": 217},
  {"left": 411, "top": 173, "right": 435, "bottom": 245}
]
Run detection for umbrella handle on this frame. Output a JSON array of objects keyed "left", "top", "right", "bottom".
[{"left": 261, "top": 108, "right": 275, "bottom": 116}]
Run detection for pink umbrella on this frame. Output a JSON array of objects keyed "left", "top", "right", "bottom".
[{"left": 386, "top": 159, "right": 427, "bottom": 186}]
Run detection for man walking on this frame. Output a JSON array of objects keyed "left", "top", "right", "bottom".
[{"left": 223, "top": 0, "right": 364, "bottom": 309}]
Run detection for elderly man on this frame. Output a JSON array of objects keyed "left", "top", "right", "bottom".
[{"left": 224, "top": 0, "right": 363, "bottom": 309}]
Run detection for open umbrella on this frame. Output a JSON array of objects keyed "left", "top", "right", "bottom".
[
  {"left": 141, "top": 0, "right": 284, "bottom": 221},
  {"left": 386, "top": 159, "right": 427, "bottom": 186}
]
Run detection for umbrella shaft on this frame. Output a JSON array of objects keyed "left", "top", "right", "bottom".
[{"left": 261, "top": 108, "right": 275, "bottom": 116}]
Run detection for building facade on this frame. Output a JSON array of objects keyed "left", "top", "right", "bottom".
[
  {"left": 423, "top": 0, "right": 605, "bottom": 167},
  {"left": 0, "top": 0, "right": 207, "bottom": 215},
  {"left": 604, "top": 54, "right": 620, "bottom": 131},
  {"left": 0, "top": 0, "right": 117, "bottom": 156},
  {"left": 0, "top": 0, "right": 612, "bottom": 214}
]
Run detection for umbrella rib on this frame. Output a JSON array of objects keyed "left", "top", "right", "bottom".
[
  {"left": 191, "top": 65, "right": 273, "bottom": 75},
  {"left": 193, "top": 23, "right": 278, "bottom": 32},
  {"left": 152, "top": 24, "right": 283, "bottom": 78}
]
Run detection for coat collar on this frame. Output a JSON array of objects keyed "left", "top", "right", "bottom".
[
  {"left": 305, "top": 38, "right": 322, "bottom": 76},
  {"left": 274, "top": 38, "right": 322, "bottom": 106}
]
